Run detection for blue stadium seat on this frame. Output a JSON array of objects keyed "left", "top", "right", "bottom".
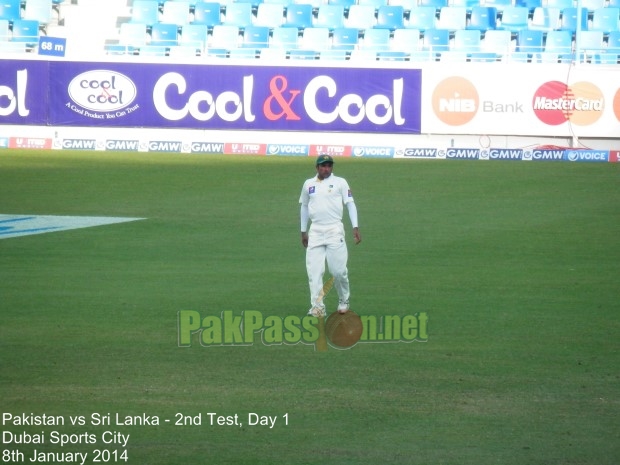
[
  {"left": 119, "top": 22, "right": 149, "bottom": 49},
  {"left": 284, "top": 4, "right": 313, "bottom": 29},
  {"left": 536, "top": 29, "right": 573, "bottom": 62},
  {"left": 208, "top": 24, "right": 240, "bottom": 56},
  {"left": 422, "top": 28, "right": 450, "bottom": 58},
  {"left": 437, "top": 6, "right": 467, "bottom": 32},
  {"left": 162, "top": 1, "right": 191, "bottom": 25},
  {"left": 150, "top": 22, "right": 179, "bottom": 46},
  {"left": 290, "top": 26, "right": 330, "bottom": 58},
  {"left": 193, "top": 2, "right": 222, "bottom": 27},
  {"left": 376, "top": 5, "right": 405, "bottom": 30},
  {"left": 450, "top": 0, "right": 480, "bottom": 13},
  {"left": 467, "top": 6, "right": 497, "bottom": 31},
  {"left": 608, "top": 30, "right": 620, "bottom": 50},
  {"left": 499, "top": 6, "right": 530, "bottom": 32},
  {"left": 271, "top": 26, "right": 299, "bottom": 51},
  {"left": 609, "top": 0, "right": 620, "bottom": 8},
  {"left": 346, "top": 5, "right": 377, "bottom": 30},
  {"left": 576, "top": 29, "right": 604, "bottom": 58},
  {"left": 407, "top": 6, "right": 437, "bottom": 31},
  {"left": 328, "top": 0, "right": 355, "bottom": 11},
  {"left": 530, "top": 7, "right": 561, "bottom": 32},
  {"left": 0, "top": 0, "right": 20, "bottom": 22},
  {"left": 331, "top": 26, "right": 359, "bottom": 55},
  {"left": 481, "top": 29, "right": 512, "bottom": 60},
  {"left": 514, "top": 28, "right": 544, "bottom": 60},
  {"left": 591, "top": 8, "right": 619, "bottom": 33},
  {"left": 131, "top": 1, "right": 160, "bottom": 26},
  {"left": 560, "top": 8, "right": 588, "bottom": 33},
  {"left": 292, "top": 0, "right": 324, "bottom": 11},
  {"left": 485, "top": 0, "right": 512, "bottom": 13},
  {"left": 417, "top": 0, "right": 447, "bottom": 12},
  {"left": 264, "top": 0, "right": 291, "bottom": 5},
  {"left": 23, "top": 0, "right": 53, "bottom": 25},
  {"left": 580, "top": 0, "right": 605, "bottom": 14},
  {"left": 361, "top": 27, "right": 391, "bottom": 50},
  {"left": 315, "top": 5, "right": 345, "bottom": 29},
  {"left": 180, "top": 23, "right": 209, "bottom": 49},
  {"left": 546, "top": 0, "right": 573, "bottom": 10},
  {"left": 388, "top": 27, "right": 420, "bottom": 60},
  {"left": 242, "top": 25, "right": 270, "bottom": 49},
  {"left": 388, "top": 0, "right": 418, "bottom": 14},
  {"left": 223, "top": 2, "right": 253, "bottom": 27},
  {"left": 254, "top": 3, "right": 284, "bottom": 27},
  {"left": 453, "top": 28, "right": 481, "bottom": 52},
  {"left": 515, "top": 0, "right": 542, "bottom": 13},
  {"left": 598, "top": 30, "right": 620, "bottom": 63}
]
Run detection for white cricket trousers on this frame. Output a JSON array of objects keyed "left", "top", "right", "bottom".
[{"left": 306, "top": 222, "right": 350, "bottom": 309}]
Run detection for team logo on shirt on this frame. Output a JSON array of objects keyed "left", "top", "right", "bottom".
[{"left": 309, "top": 186, "right": 315, "bottom": 194}]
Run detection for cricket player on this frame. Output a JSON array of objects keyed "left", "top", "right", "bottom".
[{"left": 299, "top": 155, "right": 362, "bottom": 317}]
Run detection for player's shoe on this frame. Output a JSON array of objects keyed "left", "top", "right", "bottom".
[
  {"left": 337, "top": 300, "right": 349, "bottom": 314},
  {"left": 307, "top": 306, "right": 326, "bottom": 317}
]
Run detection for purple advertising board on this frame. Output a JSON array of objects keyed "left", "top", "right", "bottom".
[
  {"left": 0, "top": 60, "right": 49, "bottom": 126},
  {"left": 48, "top": 62, "right": 421, "bottom": 133}
]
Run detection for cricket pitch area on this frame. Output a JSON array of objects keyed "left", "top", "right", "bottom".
[{"left": 1, "top": 150, "right": 618, "bottom": 465}]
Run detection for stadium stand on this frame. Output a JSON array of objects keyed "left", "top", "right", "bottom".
[
  {"left": 345, "top": 4, "right": 377, "bottom": 30},
  {"left": 315, "top": 4, "right": 345, "bottom": 30},
  {"left": 467, "top": 6, "right": 498, "bottom": 31},
  {"left": 192, "top": 2, "right": 221, "bottom": 28},
  {"left": 529, "top": 7, "right": 561, "bottom": 32},
  {"left": 375, "top": 5, "right": 405, "bottom": 30},
  {"left": 0, "top": 0, "right": 616, "bottom": 63},
  {"left": 536, "top": 29, "right": 573, "bottom": 62},
  {"left": 23, "top": 0, "right": 54, "bottom": 25},
  {"left": 0, "top": 0, "right": 21, "bottom": 22},
  {"left": 407, "top": 6, "right": 438, "bottom": 31}
]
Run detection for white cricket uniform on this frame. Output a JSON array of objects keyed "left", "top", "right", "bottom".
[{"left": 299, "top": 173, "right": 357, "bottom": 310}]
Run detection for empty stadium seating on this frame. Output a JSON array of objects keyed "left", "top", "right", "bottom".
[{"left": 0, "top": 0, "right": 617, "bottom": 64}]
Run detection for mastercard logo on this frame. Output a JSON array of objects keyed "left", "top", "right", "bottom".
[
  {"left": 614, "top": 88, "right": 620, "bottom": 122},
  {"left": 432, "top": 77, "right": 479, "bottom": 126},
  {"left": 532, "top": 81, "right": 604, "bottom": 126}
]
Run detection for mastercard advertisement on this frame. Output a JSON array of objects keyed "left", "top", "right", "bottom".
[{"left": 422, "top": 65, "right": 620, "bottom": 138}]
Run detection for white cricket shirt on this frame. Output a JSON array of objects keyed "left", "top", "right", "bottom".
[{"left": 299, "top": 174, "right": 354, "bottom": 227}]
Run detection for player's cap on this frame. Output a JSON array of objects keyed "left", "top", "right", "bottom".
[{"left": 316, "top": 155, "right": 334, "bottom": 166}]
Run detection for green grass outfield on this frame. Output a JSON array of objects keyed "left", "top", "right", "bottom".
[{"left": 1, "top": 150, "right": 618, "bottom": 465}]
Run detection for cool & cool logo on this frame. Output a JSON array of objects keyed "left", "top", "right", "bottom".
[
  {"left": 532, "top": 81, "right": 604, "bottom": 126},
  {"left": 153, "top": 73, "right": 405, "bottom": 126},
  {"left": 68, "top": 70, "right": 137, "bottom": 112}
]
